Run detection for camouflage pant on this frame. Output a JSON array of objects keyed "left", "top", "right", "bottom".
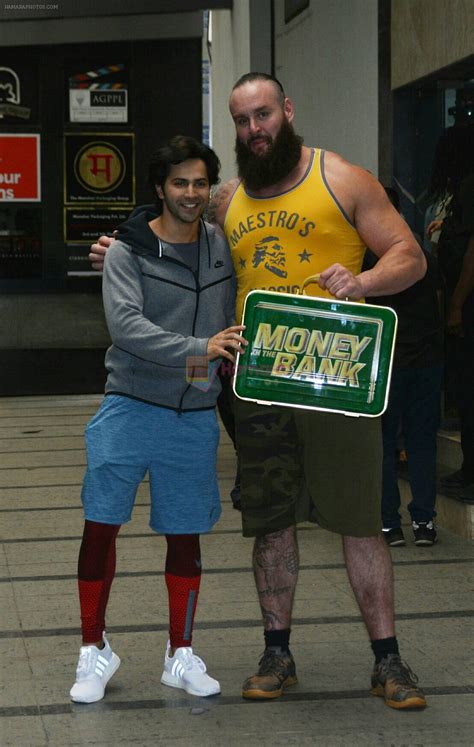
[{"left": 234, "top": 399, "right": 383, "bottom": 538}]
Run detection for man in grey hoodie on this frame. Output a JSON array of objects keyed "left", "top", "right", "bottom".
[{"left": 70, "top": 136, "right": 246, "bottom": 705}]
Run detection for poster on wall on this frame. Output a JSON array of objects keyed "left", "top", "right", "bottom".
[
  {"left": 0, "top": 134, "right": 40, "bottom": 201},
  {"left": 64, "top": 132, "right": 135, "bottom": 204}
]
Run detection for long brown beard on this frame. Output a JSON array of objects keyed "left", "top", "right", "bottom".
[{"left": 235, "top": 119, "right": 303, "bottom": 191}]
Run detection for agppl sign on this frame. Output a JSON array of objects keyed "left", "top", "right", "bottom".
[{"left": 0, "top": 134, "right": 41, "bottom": 201}]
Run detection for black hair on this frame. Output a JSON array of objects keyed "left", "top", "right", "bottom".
[
  {"left": 428, "top": 125, "right": 474, "bottom": 200},
  {"left": 232, "top": 72, "right": 286, "bottom": 104},
  {"left": 147, "top": 135, "right": 220, "bottom": 200}
]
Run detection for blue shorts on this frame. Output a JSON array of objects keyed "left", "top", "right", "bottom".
[{"left": 81, "top": 395, "right": 221, "bottom": 534}]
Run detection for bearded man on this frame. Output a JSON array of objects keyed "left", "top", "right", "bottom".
[{"left": 90, "top": 72, "right": 427, "bottom": 710}]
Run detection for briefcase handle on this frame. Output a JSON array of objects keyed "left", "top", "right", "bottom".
[
  {"left": 300, "top": 274, "right": 321, "bottom": 295},
  {"left": 301, "top": 273, "right": 349, "bottom": 301}
]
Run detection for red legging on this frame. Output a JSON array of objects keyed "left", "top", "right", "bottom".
[
  {"left": 165, "top": 533, "right": 201, "bottom": 649},
  {"left": 77, "top": 521, "right": 201, "bottom": 649}
]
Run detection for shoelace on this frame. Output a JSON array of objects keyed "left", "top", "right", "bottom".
[
  {"left": 257, "top": 650, "right": 288, "bottom": 676},
  {"left": 175, "top": 648, "right": 206, "bottom": 672},
  {"left": 76, "top": 647, "right": 94, "bottom": 675},
  {"left": 381, "top": 656, "right": 419, "bottom": 686}
]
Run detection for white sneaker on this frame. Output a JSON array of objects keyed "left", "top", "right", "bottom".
[
  {"left": 161, "top": 642, "right": 220, "bottom": 697},
  {"left": 70, "top": 632, "right": 121, "bottom": 703}
]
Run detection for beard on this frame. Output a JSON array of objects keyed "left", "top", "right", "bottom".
[{"left": 235, "top": 119, "right": 303, "bottom": 191}]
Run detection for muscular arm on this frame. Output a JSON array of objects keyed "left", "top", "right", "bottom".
[
  {"left": 319, "top": 154, "right": 426, "bottom": 300},
  {"left": 354, "top": 171, "right": 426, "bottom": 295}
]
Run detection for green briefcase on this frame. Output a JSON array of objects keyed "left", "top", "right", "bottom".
[{"left": 233, "top": 290, "right": 398, "bottom": 417}]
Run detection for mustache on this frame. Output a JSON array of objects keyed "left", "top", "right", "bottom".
[{"left": 247, "top": 134, "right": 272, "bottom": 145}]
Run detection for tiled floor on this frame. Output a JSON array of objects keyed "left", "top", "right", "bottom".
[{"left": 1, "top": 395, "right": 473, "bottom": 745}]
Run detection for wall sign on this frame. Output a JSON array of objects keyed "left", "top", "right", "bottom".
[
  {"left": 68, "top": 63, "right": 128, "bottom": 123},
  {"left": 0, "top": 134, "right": 40, "bottom": 201},
  {"left": 64, "top": 132, "right": 135, "bottom": 204},
  {"left": 64, "top": 207, "right": 134, "bottom": 243},
  {"left": 70, "top": 89, "right": 128, "bottom": 123},
  {"left": 0, "top": 66, "right": 31, "bottom": 120}
]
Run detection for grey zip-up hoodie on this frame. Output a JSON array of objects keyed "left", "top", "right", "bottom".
[{"left": 103, "top": 206, "right": 236, "bottom": 411}]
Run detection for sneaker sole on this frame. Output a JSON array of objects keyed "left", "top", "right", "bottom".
[
  {"left": 160, "top": 671, "right": 220, "bottom": 697},
  {"left": 387, "top": 539, "right": 406, "bottom": 547},
  {"left": 242, "top": 675, "right": 298, "bottom": 700},
  {"left": 70, "top": 653, "right": 121, "bottom": 704},
  {"left": 414, "top": 539, "right": 436, "bottom": 546},
  {"left": 371, "top": 685, "right": 427, "bottom": 709}
]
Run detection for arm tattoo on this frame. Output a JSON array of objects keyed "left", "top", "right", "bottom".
[{"left": 205, "top": 180, "right": 238, "bottom": 226}]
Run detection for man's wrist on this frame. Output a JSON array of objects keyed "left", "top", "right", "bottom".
[{"left": 356, "top": 271, "right": 370, "bottom": 298}]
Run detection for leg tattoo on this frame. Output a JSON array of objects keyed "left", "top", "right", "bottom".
[{"left": 253, "top": 526, "right": 299, "bottom": 630}]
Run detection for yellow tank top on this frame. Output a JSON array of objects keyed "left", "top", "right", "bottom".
[{"left": 224, "top": 148, "right": 366, "bottom": 321}]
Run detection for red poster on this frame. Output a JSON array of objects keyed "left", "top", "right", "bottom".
[{"left": 0, "top": 134, "right": 41, "bottom": 201}]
